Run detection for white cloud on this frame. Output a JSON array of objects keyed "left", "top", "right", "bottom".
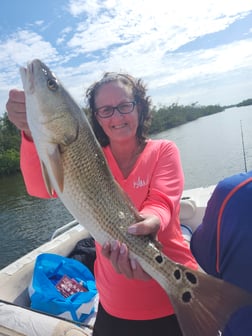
[
  {"left": 0, "top": 30, "right": 60, "bottom": 67},
  {"left": 0, "top": 0, "right": 252, "bottom": 115},
  {"left": 64, "top": 0, "right": 252, "bottom": 62},
  {"left": 67, "top": 0, "right": 102, "bottom": 17}
]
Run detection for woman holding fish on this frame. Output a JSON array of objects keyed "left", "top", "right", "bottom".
[{"left": 6, "top": 71, "right": 198, "bottom": 335}]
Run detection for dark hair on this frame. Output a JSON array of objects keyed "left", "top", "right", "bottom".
[{"left": 85, "top": 72, "right": 152, "bottom": 147}]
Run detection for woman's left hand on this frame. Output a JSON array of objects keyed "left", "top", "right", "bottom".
[{"left": 101, "top": 213, "right": 160, "bottom": 281}]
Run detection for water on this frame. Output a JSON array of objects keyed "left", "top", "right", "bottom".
[
  {"left": 154, "top": 105, "right": 252, "bottom": 188},
  {"left": 0, "top": 175, "right": 73, "bottom": 269},
  {"left": 0, "top": 106, "right": 251, "bottom": 269}
]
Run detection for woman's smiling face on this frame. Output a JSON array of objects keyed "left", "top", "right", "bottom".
[{"left": 94, "top": 80, "right": 139, "bottom": 144}]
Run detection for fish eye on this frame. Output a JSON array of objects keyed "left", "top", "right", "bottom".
[{"left": 47, "top": 78, "right": 58, "bottom": 91}]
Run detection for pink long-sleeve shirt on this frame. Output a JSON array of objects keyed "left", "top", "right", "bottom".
[{"left": 20, "top": 134, "right": 197, "bottom": 320}]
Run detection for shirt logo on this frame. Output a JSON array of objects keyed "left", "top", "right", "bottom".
[{"left": 133, "top": 177, "right": 148, "bottom": 188}]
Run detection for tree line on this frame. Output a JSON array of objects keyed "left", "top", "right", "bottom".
[
  {"left": 0, "top": 113, "right": 21, "bottom": 175},
  {"left": 149, "top": 103, "right": 224, "bottom": 134},
  {"left": 0, "top": 99, "right": 251, "bottom": 176}
]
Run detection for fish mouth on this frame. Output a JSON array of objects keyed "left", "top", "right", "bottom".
[
  {"left": 20, "top": 61, "right": 35, "bottom": 94},
  {"left": 20, "top": 59, "right": 51, "bottom": 94}
]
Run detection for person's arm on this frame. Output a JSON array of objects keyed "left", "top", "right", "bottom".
[
  {"left": 190, "top": 178, "right": 233, "bottom": 277},
  {"left": 20, "top": 132, "right": 55, "bottom": 198},
  {"left": 6, "top": 89, "right": 54, "bottom": 199},
  {"left": 139, "top": 141, "right": 184, "bottom": 235},
  {"left": 190, "top": 187, "right": 220, "bottom": 276}
]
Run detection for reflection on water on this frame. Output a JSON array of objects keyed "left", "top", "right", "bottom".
[{"left": 0, "top": 106, "right": 252, "bottom": 269}]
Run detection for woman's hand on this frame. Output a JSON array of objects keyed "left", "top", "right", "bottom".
[
  {"left": 6, "top": 89, "right": 32, "bottom": 140},
  {"left": 101, "top": 213, "right": 160, "bottom": 281}
]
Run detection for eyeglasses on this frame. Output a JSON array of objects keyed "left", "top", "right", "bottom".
[{"left": 95, "top": 101, "right": 136, "bottom": 118}]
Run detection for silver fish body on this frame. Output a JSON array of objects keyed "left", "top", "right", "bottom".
[{"left": 20, "top": 59, "right": 252, "bottom": 336}]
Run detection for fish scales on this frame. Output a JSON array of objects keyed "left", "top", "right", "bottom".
[
  {"left": 20, "top": 59, "right": 252, "bottom": 336},
  {"left": 61, "top": 121, "right": 167, "bottom": 278}
]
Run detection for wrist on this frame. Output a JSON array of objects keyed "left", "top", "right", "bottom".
[{"left": 23, "top": 130, "right": 33, "bottom": 141}]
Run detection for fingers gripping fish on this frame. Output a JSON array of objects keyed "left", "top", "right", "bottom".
[{"left": 20, "top": 59, "right": 252, "bottom": 336}]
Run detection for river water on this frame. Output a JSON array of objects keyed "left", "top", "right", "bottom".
[{"left": 0, "top": 105, "right": 251, "bottom": 269}]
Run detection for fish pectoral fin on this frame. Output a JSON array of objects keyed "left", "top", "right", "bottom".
[
  {"left": 41, "top": 145, "right": 64, "bottom": 195},
  {"left": 48, "top": 145, "right": 64, "bottom": 193},
  {"left": 41, "top": 161, "right": 55, "bottom": 196},
  {"left": 169, "top": 269, "right": 252, "bottom": 336}
]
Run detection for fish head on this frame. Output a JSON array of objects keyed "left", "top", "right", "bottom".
[
  {"left": 20, "top": 59, "right": 86, "bottom": 195},
  {"left": 20, "top": 59, "right": 80, "bottom": 148}
]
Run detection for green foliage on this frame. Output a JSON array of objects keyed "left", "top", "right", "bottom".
[
  {"left": 0, "top": 112, "right": 21, "bottom": 175},
  {"left": 149, "top": 103, "right": 224, "bottom": 134},
  {"left": 237, "top": 99, "right": 252, "bottom": 107},
  {"left": 0, "top": 149, "right": 20, "bottom": 175}
]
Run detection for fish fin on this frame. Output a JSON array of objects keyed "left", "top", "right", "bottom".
[
  {"left": 41, "top": 145, "right": 64, "bottom": 195},
  {"left": 169, "top": 269, "right": 252, "bottom": 336},
  {"left": 47, "top": 145, "right": 64, "bottom": 193},
  {"left": 41, "top": 161, "right": 55, "bottom": 196}
]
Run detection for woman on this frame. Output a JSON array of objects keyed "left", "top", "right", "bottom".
[{"left": 6, "top": 72, "right": 197, "bottom": 336}]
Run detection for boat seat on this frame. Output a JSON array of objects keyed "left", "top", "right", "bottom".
[
  {"left": 0, "top": 301, "right": 92, "bottom": 336},
  {"left": 180, "top": 198, "right": 196, "bottom": 221}
]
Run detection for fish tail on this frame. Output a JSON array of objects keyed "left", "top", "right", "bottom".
[{"left": 169, "top": 270, "right": 252, "bottom": 336}]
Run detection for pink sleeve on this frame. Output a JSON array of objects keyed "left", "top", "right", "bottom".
[
  {"left": 140, "top": 141, "right": 184, "bottom": 232},
  {"left": 20, "top": 132, "right": 56, "bottom": 199}
]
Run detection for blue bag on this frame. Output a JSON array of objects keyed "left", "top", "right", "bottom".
[{"left": 29, "top": 253, "right": 97, "bottom": 322}]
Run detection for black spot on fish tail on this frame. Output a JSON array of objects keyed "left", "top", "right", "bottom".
[
  {"left": 155, "top": 254, "right": 163, "bottom": 264},
  {"left": 182, "top": 291, "right": 192, "bottom": 303},
  {"left": 169, "top": 269, "right": 252, "bottom": 336},
  {"left": 174, "top": 269, "right": 181, "bottom": 280},
  {"left": 185, "top": 271, "right": 197, "bottom": 285}
]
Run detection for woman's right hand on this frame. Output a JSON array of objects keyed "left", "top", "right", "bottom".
[{"left": 6, "top": 89, "right": 32, "bottom": 140}]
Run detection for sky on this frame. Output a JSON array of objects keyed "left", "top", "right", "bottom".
[{"left": 0, "top": 0, "right": 252, "bottom": 116}]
